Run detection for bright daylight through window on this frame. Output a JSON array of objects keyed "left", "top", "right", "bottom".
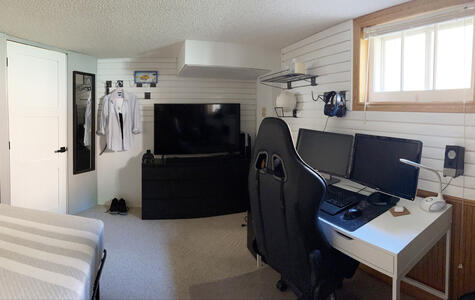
[{"left": 368, "top": 17, "right": 474, "bottom": 103}]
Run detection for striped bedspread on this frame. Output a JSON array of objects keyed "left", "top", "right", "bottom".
[{"left": 0, "top": 204, "right": 104, "bottom": 300}]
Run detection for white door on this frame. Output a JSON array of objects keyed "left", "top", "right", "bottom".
[{"left": 7, "top": 42, "right": 67, "bottom": 213}]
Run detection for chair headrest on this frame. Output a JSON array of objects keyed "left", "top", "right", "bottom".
[
  {"left": 254, "top": 118, "right": 295, "bottom": 155},
  {"left": 253, "top": 118, "right": 301, "bottom": 180}
]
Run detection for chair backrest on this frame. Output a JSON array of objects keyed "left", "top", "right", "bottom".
[{"left": 248, "top": 117, "right": 328, "bottom": 293}]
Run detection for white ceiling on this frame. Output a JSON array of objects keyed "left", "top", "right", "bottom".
[{"left": 0, "top": 0, "right": 409, "bottom": 58}]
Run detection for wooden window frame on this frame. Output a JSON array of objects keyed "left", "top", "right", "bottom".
[{"left": 353, "top": 0, "right": 475, "bottom": 113}]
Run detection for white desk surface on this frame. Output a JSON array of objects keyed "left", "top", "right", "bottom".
[{"left": 318, "top": 178, "right": 453, "bottom": 255}]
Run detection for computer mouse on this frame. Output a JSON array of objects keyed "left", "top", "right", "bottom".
[{"left": 343, "top": 208, "right": 362, "bottom": 220}]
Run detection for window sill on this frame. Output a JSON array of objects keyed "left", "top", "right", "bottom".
[{"left": 352, "top": 101, "right": 475, "bottom": 113}]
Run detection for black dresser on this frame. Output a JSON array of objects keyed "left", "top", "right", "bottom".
[{"left": 142, "top": 154, "right": 250, "bottom": 219}]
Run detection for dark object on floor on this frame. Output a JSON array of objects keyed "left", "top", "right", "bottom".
[
  {"left": 459, "top": 292, "right": 475, "bottom": 300},
  {"left": 92, "top": 249, "right": 107, "bottom": 300},
  {"left": 108, "top": 198, "right": 119, "bottom": 214},
  {"left": 118, "top": 199, "right": 128, "bottom": 215},
  {"left": 343, "top": 207, "right": 362, "bottom": 220},
  {"left": 248, "top": 117, "right": 359, "bottom": 300}
]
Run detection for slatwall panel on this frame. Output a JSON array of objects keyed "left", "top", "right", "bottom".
[
  {"left": 96, "top": 58, "right": 257, "bottom": 207},
  {"left": 281, "top": 20, "right": 475, "bottom": 202}
]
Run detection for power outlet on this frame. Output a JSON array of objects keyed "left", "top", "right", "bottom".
[{"left": 261, "top": 107, "right": 267, "bottom": 117}]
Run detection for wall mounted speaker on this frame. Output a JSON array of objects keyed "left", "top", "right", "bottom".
[{"left": 443, "top": 145, "right": 464, "bottom": 178}]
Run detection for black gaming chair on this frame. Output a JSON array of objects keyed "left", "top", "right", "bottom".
[{"left": 248, "top": 118, "right": 358, "bottom": 300}]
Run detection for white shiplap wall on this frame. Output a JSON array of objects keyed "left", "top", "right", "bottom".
[
  {"left": 96, "top": 58, "right": 257, "bottom": 207},
  {"left": 281, "top": 20, "right": 475, "bottom": 201}
]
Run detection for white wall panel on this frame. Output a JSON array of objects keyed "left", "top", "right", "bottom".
[
  {"left": 281, "top": 20, "right": 475, "bottom": 201},
  {"left": 96, "top": 58, "right": 257, "bottom": 207}
]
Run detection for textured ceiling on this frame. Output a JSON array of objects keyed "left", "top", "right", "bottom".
[{"left": 0, "top": 0, "right": 409, "bottom": 58}]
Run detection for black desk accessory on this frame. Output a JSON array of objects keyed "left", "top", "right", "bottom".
[
  {"left": 320, "top": 186, "right": 361, "bottom": 215},
  {"left": 343, "top": 207, "right": 362, "bottom": 220},
  {"left": 367, "top": 191, "right": 399, "bottom": 206}
]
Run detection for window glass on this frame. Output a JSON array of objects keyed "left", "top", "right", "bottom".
[
  {"left": 435, "top": 19, "right": 473, "bottom": 90},
  {"left": 403, "top": 31, "right": 428, "bottom": 91},
  {"left": 369, "top": 16, "right": 473, "bottom": 102},
  {"left": 373, "top": 38, "right": 382, "bottom": 92},
  {"left": 383, "top": 37, "right": 401, "bottom": 91}
]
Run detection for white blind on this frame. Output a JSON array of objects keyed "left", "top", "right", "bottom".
[{"left": 363, "top": 4, "right": 475, "bottom": 39}]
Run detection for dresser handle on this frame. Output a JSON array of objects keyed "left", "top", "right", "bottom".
[{"left": 335, "top": 231, "right": 353, "bottom": 240}]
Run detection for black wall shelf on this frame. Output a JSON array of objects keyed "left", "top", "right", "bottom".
[{"left": 260, "top": 69, "right": 317, "bottom": 89}]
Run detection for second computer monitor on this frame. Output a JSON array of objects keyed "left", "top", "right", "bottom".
[
  {"left": 296, "top": 129, "right": 354, "bottom": 178},
  {"left": 350, "top": 134, "right": 423, "bottom": 201}
]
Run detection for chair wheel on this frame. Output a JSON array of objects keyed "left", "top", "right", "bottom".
[{"left": 276, "top": 279, "right": 288, "bottom": 292}]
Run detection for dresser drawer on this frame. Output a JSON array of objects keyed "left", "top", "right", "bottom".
[{"left": 321, "top": 224, "right": 394, "bottom": 275}]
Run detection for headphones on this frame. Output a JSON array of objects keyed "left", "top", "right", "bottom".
[{"left": 323, "top": 91, "right": 346, "bottom": 117}]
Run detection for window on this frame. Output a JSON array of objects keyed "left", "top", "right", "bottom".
[
  {"left": 353, "top": 2, "right": 475, "bottom": 113},
  {"left": 368, "top": 17, "right": 474, "bottom": 103}
]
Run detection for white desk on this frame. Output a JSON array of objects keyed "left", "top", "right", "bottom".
[{"left": 319, "top": 179, "right": 452, "bottom": 300}]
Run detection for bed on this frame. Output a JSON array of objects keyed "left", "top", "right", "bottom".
[{"left": 0, "top": 204, "right": 106, "bottom": 300}]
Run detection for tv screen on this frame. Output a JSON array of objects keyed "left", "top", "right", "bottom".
[{"left": 154, "top": 103, "right": 241, "bottom": 155}]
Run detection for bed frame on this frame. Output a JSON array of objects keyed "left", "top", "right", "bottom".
[{"left": 92, "top": 249, "right": 107, "bottom": 300}]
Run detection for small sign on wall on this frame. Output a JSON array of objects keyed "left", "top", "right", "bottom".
[{"left": 134, "top": 71, "right": 158, "bottom": 84}]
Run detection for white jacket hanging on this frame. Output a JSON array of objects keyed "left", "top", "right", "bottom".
[{"left": 97, "top": 90, "right": 142, "bottom": 151}]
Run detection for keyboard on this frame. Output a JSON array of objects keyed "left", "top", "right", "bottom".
[{"left": 320, "top": 186, "right": 361, "bottom": 215}]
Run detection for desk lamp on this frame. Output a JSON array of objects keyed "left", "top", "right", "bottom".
[{"left": 399, "top": 158, "right": 446, "bottom": 212}]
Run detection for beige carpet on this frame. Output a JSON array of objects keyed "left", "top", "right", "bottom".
[{"left": 78, "top": 206, "right": 414, "bottom": 300}]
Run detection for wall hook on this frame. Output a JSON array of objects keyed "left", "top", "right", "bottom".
[{"left": 312, "top": 91, "right": 324, "bottom": 102}]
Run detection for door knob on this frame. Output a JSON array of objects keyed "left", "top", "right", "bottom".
[{"left": 54, "top": 147, "right": 67, "bottom": 153}]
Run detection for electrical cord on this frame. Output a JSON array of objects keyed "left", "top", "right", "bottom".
[
  {"left": 323, "top": 116, "right": 330, "bottom": 132},
  {"left": 442, "top": 177, "right": 453, "bottom": 192}
]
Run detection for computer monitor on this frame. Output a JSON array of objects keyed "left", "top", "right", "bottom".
[
  {"left": 350, "top": 134, "right": 423, "bottom": 201},
  {"left": 296, "top": 129, "right": 354, "bottom": 184}
]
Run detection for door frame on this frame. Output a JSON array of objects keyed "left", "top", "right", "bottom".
[
  {"left": 0, "top": 35, "right": 69, "bottom": 207},
  {"left": 0, "top": 33, "right": 9, "bottom": 205}
]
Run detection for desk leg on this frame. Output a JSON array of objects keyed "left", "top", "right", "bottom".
[
  {"left": 392, "top": 277, "right": 401, "bottom": 300},
  {"left": 445, "top": 228, "right": 451, "bottom": 299},
  {"left": 401, "top": 228, "right": 451, "bottom": 300}
]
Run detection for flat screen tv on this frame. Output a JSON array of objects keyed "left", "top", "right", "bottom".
[{"left": 154, "top": 103, "right": 241, "bottom": 155}]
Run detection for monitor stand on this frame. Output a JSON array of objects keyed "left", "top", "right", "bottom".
[
  {"left": 325, "top": 175, "right": 340, "bottom": 186},
  {"left": 367, "top": 191, "right": 399, "bottom": 206}
]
